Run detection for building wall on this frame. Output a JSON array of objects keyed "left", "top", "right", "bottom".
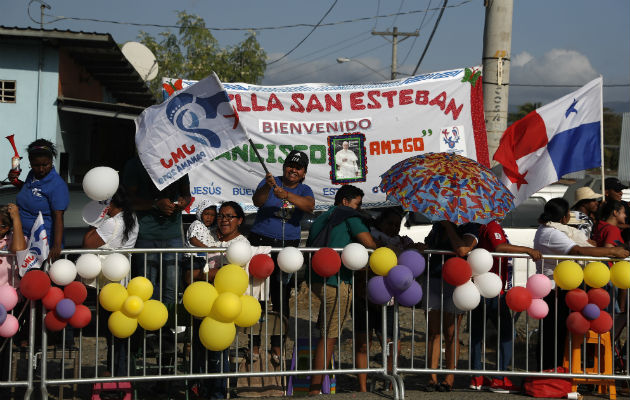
[{"left": 0, "top": 40, "right": 59, "bottom": 179}]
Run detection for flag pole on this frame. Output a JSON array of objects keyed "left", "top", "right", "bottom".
[{"left": 599, "top": 75, "right": 606, "bottom": 195}]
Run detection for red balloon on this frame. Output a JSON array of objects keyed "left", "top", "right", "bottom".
[
  {"left": 64, "top": 281, "right": 87, "bottom": 305},
  {"left": 566, "top": 312, "right": 590, "bottom": 335},
  {"left": 248, "top": 254, "right": 275, "bottom": 279},
  {"left": 565, "top": 289, "right": 588, "bottom": 312},
  {"left": 312, "top": 248, "right": 341, "bottom": 278},
  {"left": 505, "top": 286, "right": 532, "bottom": 312},
  {"left": 19, "top": 270, "right": 51, "bottom": 300},
  {"left": 44, "top": 310, "right": 68, "bottom": 331},
  {"left": 587, "top": 288, "right": 610, "bottom": 310},
  {"left": 69, "top": 304, "right": 92, "bottom": 329},
  {"left": 590, "top": 311, "right": 613, "bottom": 334},
  {"left": 442, "top": 257, "right": 472, "bottom": 286},
  {"left": 42, "top": 287, "right": 64, "bottom": 310}
]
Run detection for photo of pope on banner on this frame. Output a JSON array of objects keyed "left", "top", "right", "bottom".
[{"left": 493, "top": 77, "right": 603, "bottom": 206}]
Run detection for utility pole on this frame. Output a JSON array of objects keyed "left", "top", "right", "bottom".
[
  {"left": 372, "top": 27, "right": 419, "bottom": 80},
  {"left": 482, "top": 0, "right": 514, "bottom": 164}
]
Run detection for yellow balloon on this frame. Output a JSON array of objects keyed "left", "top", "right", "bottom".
[
  {"left": 99, "top": 283, "right": 128, "bottom": 312},
  {"left": 583, "top": 262, "right": 611, "bottom": 288},
  {"left": 234, "top": 295, "right": 262, "bottom": 328},
  {"left": 122, "top": 295, "right": 144, "bottom": 317},
  {"left": 108, "top": 311, "right": 138, "bottom": 338},
  {"left": 126, "top": 277, "right": 153, "bottom": 301},
  {"left": 369, "top": 247, "right": 397, "bottom": 276},
  {"left": 214, "top": 264, "right": 249, "bottom": 295},
  {"left": 199, "top": 316, "right": 236, "bottom": 351},
  {"left": 553, "top": 260, "right": 584, "bottom": 290},
  {"left": 211, "top": 292, "right": 242, "bottom": 322},
  {"left": 610, "top": 261, "right": 630, "bottom": 289},
  {"left": 183, "top": 281, "right": 219, "bottom": 317},
  {"left": 137, "top": 300, "right": 168, "bottom": 331}
]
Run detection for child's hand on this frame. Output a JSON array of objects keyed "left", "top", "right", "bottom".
[{"left": 7, "top": 203, "right": 19, "bottom": 219}]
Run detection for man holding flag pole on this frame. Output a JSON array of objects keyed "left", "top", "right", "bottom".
[{"left": 493, "top": 77, "right": 605, "bottom": 205}]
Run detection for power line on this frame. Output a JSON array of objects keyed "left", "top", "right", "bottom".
[
  {"left": 37, "top": 0, "right": 473, "bottom": 31},
  {"left": 266, "top": 0, "right": 339, "bottom": 65},
  {"left": 412, "top": 0, "right": 447, "bottom": 75},
  {"left": 390, "top": 0, "right": 406, "bottom": 28},
  {"left": 511, "top": 83, "right": 630, "bottom": 88},
  {"left": 400, "top": 0, "right": 434, "bottom": 66}
]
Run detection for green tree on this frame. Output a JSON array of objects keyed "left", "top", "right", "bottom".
[
  {"left": 507, "top": 102, "right": 541, "bottom": 125},
  {"left": 603, "top": 107, "right": 622, "bottom": 171},
  {"left": 139, "top": 11, "right": 266, "bottom": 100}
]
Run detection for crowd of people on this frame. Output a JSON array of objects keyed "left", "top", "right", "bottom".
[{"left": 1, "top": 140, "right": 629, "bottom": 397}]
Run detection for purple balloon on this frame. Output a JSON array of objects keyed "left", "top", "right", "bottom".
[
  {"left": 55, "top": 298, "right": 76, "bottom": 320},
  {"left": 396, "top": 281, "right": 423, "bottom": 307},
  {"left": 398, "top": 250, "right": 426, "bottom": 278},
  {"left": 385, "top": 265, "right": 414, "bottom": 294},
  {"left": 0, "top": 304, "right": 6, "bottom": 325},
  {"left": 581, "top": 303, "right": 601, "bottom": 320},
  {"left": 367, "top": 276, "right": 393, "bottom": 305}
]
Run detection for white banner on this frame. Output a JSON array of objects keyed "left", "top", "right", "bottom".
[
  {"left": 16, "top": 211, "right": 49, "bottom": 276},
  {"left": 137, "top": 73, "right": 249, "bottom": 190},
  {"left": 161, "top": 66, "right": 489, "bottom": 213}
]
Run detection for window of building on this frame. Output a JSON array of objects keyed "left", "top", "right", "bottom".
[{"left": 0, "top": 81, "right": 16, "bottom": 103}]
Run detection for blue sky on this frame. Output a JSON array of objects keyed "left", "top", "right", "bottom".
[{"left": 2, "top": 0, "right": 628, "bottom": 108}]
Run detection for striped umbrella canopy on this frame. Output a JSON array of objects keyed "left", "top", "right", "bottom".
[{"left": 379, "top": 152, "right": 515, "bottom": 224}]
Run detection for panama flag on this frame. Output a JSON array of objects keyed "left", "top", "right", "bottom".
[
  {"left": 493, "top": 77, "right": 602, "bottom": 206},
  {"left": 16, "top": 212, "right": 49, "bottom": 277},
  {"left": 135, "top": 72, "right": 249, "bottom": 190}
]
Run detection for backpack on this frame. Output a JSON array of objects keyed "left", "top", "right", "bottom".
[
  {"left": 308, "top": 206, "right": 369, "bottom": 247},
  {"left": 522, "top": 367, "right": 573, "bottom": 398}
]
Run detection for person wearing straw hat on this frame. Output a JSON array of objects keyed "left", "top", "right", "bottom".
[{"left": 569, "top": 186, "right": 603, "bottom": 238}]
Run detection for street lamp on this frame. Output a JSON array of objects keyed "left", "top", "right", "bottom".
[{"left": 336, "top": 57, "right": 388, "bottom": 80}]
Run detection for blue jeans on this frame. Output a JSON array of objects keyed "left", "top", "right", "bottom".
[
  {"left": 470, "top": 295, "right": 513, "bottom": 376},
  {"left": 132, "top": 237, "right": 183, "bottom": 305}
]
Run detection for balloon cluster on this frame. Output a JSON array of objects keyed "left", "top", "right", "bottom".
[
  {"left": 44, "top": 281, "right": 91, "bottom": 331},
  {"left": 183, "top": 241, "right": 263, "bottom": 351},
  {"left": 554, "top": 260, "right": 630, "bottom": 290},
  {"left": 99, "top": 277, "right": 168, "bottom": 338},
  {"left": 0, "top": 285, "right": 19, "bottom": 337},
  {"left": 367, "top": 248, "right": 425, "bottom": 307},
  {"left": 19, "top": 269, "right": 93, "bottom": 331},
  {"left": 566, "top": 287, "right": 613, "bottom": 335},
  {"left": 439, "top": 249, "right": 502, "bottom": 311},
  {"left": 504, "top": 274, "right": 552, "bottom": 319},
  {"left": 74, "top": 253, "right": 131, "bottom": 283}
]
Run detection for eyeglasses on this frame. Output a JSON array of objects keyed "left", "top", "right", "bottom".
[{"left": 217, "top": 214, "right": 238, "bottom": 220}]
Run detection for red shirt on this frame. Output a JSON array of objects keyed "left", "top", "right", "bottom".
[
  {"left": 592, "top": 220, "right": 624, "bottom": 247},
  {"left": 477, "top": 221, "right": 509, "bottom": 287}
]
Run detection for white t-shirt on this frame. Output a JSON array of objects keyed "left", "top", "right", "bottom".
[
  {"left": 533, "top": 224, "right": 577, "bottom": 278},
  {"left": 96, "top": 212, "right": 139, "bottom": 250}
]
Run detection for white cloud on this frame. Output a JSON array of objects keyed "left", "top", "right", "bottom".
[{"left": 511, "top": 51, "right": 533, "bottom": 68}]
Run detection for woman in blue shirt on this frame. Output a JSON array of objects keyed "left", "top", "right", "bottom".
[{"left": 8, "top": 139, "right": 69, "bottom": 261}]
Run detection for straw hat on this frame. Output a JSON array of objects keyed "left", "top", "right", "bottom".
[{"left": 573, "top": 187, "right": 603, "bottom": 206}]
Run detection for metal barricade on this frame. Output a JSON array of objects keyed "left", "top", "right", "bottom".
[{"left": 2, "top": 248, "right": 629, "bottom": 399}]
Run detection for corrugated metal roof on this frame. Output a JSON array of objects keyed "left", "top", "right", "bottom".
[{"left": 0, "top": 26, "right": 156, "bottom": 107}]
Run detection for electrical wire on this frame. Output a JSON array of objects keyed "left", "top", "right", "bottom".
[
  {"left": 35, "top": 1, "right": 473, "bottom": 31},
  {"left": 511, "top": 83, "right": 630, "bottom": 88},
  {"left": 412, "top": 0, "right": 447, "bottom": 75},
  {"left": 390, "top": 0, "right": 406, "bottom": 28},
  {"left": 266, "top": 0, "right": 339, "bottom": 65},
  {"left": 373, "top": 0, "right": 381, "bottom": 30},
  {"left": 400, "top": 0, "right": 433, "bottom": 66}
]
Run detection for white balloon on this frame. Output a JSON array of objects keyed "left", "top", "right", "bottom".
[
  {"left": 452, "top": 280, "right": 481, "bottom": 311},
  {"left": 226, "top": 241, "right": 253, "bottom": 266},
  {"left": 341, "top": 243, "right": 369, "bottom": 271},
  {"left": 75, "top": 253, "right": 102, "bottom": 280},
  {"left": 467, "top": 248, "right": 494, "bottom": 276},
  {"left": 49, "top": 259, "right": 77, "bottom": 286},
  {"left": 82, "top": 167, "right": 119, "bottom": 201},
  {"left": 101, "top": 253, "right": 130, "bottom": 282},
  {"left": 473, "top": 272, "right": 503, "bottom": 298},
  {"left": 277, "top": 247, "right": 304, "bottom": 273}
]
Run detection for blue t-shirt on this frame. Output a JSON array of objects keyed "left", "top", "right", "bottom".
[
  {"left": 16, "top": 167, "right": 69, "bottom": 245},
  {"left": 249, "top": 176, "right": 314, "bottom": 241}
]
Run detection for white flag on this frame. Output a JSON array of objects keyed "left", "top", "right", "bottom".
[
  {"left": 135, "top": 72, "right": 249, "bottom": 190},
  {"left": 16, "top": 211, "right": 49, "bottom": 277}
]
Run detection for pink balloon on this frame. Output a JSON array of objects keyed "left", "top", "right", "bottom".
[
  {"left": 526, "top": 274, "right": 552, "bottom": 299},
  {"left": 0, "top": 285, "right": 18, "bottom": 311},
  {"left": 527, "top": 298, "right": 549, "bottom": 319},
  {"left": 0, "top": 314, "right": 19, "bottom": 338}
]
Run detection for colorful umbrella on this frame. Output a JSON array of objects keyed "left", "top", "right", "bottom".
[{"left": 379, "top": 152, "right": 515, "bottom": 224}]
